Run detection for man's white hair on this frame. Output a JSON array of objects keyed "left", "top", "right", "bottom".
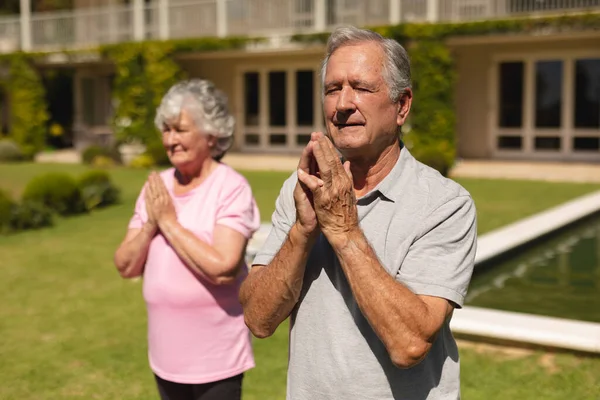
[{"left": 320, "top": 26, "right": 412, "bottom": 102}]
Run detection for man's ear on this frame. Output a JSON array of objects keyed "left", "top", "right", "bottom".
[{"left": 397, "top": 89, "right": 413, "bottom": 126}]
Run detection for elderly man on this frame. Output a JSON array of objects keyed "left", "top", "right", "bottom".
[{"left": 239, "top": 26, "right": 477, "bottom": 399}]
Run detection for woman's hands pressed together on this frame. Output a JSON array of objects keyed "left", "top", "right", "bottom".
[{"left": 145, "top": 172, "right": 178, "bottom": 230}]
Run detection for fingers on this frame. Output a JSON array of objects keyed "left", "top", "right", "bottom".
[
  {"left": 311, "top": 131, "right": 324, "bottom": 142},
  {"left": 146, "top": 174, "right": 157, "bottom": 199},
  {"left": 297, "top": 140, "right": 314, "bottom": 173},
  {"left": 313, "top": 136, "right": 342, "bottom": 179},
  {"left": 343, "top": 160, "right": 353, "bottom": 180},
  {"left": 153, "top": 173, "right": 169, "bottom": 196},
  {"left": 297, "top": 169, "right": 323, "bottom": 192}
]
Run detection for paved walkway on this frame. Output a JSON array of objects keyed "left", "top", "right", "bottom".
[{"left": 35, "top": 149, "right": 600, "bottom": 183}]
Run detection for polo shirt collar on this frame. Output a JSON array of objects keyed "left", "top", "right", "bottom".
[{"left": 356, "top": 140, "right": 412, "bottom": 203}]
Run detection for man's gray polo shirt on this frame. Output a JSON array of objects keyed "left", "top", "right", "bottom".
[{"left": 253, "top": 146, "right": 477, "bottom": 400}]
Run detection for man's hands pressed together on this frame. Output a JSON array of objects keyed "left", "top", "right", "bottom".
[{"left": 297, "top": 134, "right": 359, "bottom": 249}]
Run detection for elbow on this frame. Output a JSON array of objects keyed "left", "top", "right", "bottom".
[
  {"left": 118, "top": 267, "right": 141, "bottom": 279},
  {"left": 243, "top": 314, "right": 275, "bottom": 339},
  {"left": 206, "top": 262, "right": 243, "bottom": 285},
  {"left": 114, "top": 254, "right": 140, "bottom": 279},
  {"left": 389, "top": 339, "right": 431, "bottom": 369}
]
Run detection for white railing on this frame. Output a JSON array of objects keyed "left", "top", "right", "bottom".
[
  {"left": 29, "top": 4, "right": 133, "bottom": 51},
  {"left": 1, "top": 0, "right": 598, "bottom": 53},
  {"left": 169, "top": 0, "right": 219, "bottom": 38}
]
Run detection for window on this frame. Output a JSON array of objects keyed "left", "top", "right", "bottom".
[
  {"left": 296, "top": 70, "right": 314, "bottom": 126},
  {"left": 534, "top": 137, "right": 561, "bottom": 151},
  {"left": 241, "top": 67, "right": 320, "bottom": 150},
  {"left": 81, "top": 75, "right": 112, "bottom": 126},
  {"left": 573, "top": 137, "right": 600, "bottom": 151},
  {"left": 269, "top": 72, "right": 287, "bottom": 126},
  {"left": 495, "top": 55, "right": 600, "bottom": 157},
  {"left": 535, "top": 61, "right": 562, "bottom": 128},
  {"left": 574, "top": 59, "right": 600, "bottom": 129},
  {"left": 269, "top": 134, "right": 287, "bottom": 145},
  {"left": 499, "top": 62, "right": 524, "bottom": 128},
  {"left": 244, "top": 72, "right": 260, "bottom": 126},
  {"left": 497, "top": 136, "right": 522, "bottom": 150},
  {"left": 244, "top": 134, "right": 260, "bottom": 146}
]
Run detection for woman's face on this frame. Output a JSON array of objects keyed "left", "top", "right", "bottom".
[{"left": 161, "top": 109, "right": 215, "bottom": 170}]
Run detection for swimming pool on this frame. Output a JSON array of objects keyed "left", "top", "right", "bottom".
[{"left": 466, "top": 213, "right": 600, "bottom": 323}]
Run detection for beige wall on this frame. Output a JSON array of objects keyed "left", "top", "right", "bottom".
[
  {"left": 452, "top": 44, "right": 491, "bottom": 158},
  {"left": 451, "top": 35, "right": 600, "bottom": 159}
]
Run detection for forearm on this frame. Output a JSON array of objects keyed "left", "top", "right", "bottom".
[
  {"left": 240, "top": 223, "right": 314, "bottom": 338},
  {"left": 114, "top": 223, "right": 156, "bottom": 278},
  {"left": 332, "top": 228, "right": 441, "bottom": 367},
  {"left": 158, "top": 219, "right": 238, "bottom": 285}
]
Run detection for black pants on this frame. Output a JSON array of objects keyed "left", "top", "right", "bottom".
[{"left": 154, "top": 373, "right": 243, "bottom": 400}]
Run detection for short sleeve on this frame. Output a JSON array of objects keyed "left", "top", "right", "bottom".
[
  {"left": 128, "top": 185, "right": 149, "bottom": 230},
  {"left": 252, "top": 172, "right": 297, "bottom": 266},
  {"left": 396, "top": 195, "right": 477, "bottom": 308},
  {"left": 216, "top": 179, "right": 261, "bottom": 239}
]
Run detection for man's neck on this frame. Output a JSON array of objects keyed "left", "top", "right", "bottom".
[{"left": 346, "top": 139, "right": 401, "bottom": 198}]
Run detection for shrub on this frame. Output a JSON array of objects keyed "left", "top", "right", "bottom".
[
  {"left": 81, "top": 145, "right": 120, "bottom": 165},
  {"left": 22, "top": 172, "right": 85, "bottom": 216},
  {"left": 0, "top": 189, "right": 15, "bottom": 233},
  {"left": 0, "top": 139, "right": 24, "bottom": 162},
  {"left": 91, "top": 155, "right": 117, "bottom": 168},
  {"left": 144, "top": 140, "right": 170, "bottom": 166},
  {"left": 4, "top": 54, "right": 49, "bottom": 157},
  {"left": 10, "top": 201, "right": 53, "bottom": 231},
  {"left": 129, "top": 154, "right": 155, "bottom": 169},
  {"left": 409, "top": 142, "right": 454, "bottom": 177},
  {"left": 78, "top": 170, "right": 120, "bottom": 210}
]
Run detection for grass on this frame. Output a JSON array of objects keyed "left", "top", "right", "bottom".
[{"left": 1, "top": 162, "right": 599, "bottom": 400}]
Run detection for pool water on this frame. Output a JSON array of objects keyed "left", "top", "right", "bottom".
[{"left": 465, "top": 213, "right": 600, "bottom": 323}]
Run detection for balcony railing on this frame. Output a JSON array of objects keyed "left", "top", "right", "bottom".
[{"left": 0, "top": 0, "right": 598, "bottom": 53}]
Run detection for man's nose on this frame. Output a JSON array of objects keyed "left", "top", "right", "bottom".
[{"left": 336, "top": 86, "right": 357, "bottom": 113}]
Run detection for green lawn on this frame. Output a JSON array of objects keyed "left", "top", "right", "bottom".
[{"left": 1, "top": 162, "right": 599, "bottom": 400}]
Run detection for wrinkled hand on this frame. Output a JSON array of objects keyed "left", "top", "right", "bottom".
[
  {"left": 297, "top": 135, "right": 358, "bottom": 247},
  {"left": 294, "top": 132, "right": 325, "bottom": 240},
  {"left": 144, "top": 172, "right": 177, "bottom": 228}
]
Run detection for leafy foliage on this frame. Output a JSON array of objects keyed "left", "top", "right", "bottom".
[
  {"left": 0, "top": 138, "right": 24, "bottom": 162},
  {"left": 22, "top": 172, "right": 85, "bottom": 216},
  {"left": 102, "top": 42, "right": 183, "bottom": 149},
  {"left": 0, "top": 54, "right": 49, "bottom": 159},
  {"left": 77, "top": 169, "right": 121, "bottom": 210}
]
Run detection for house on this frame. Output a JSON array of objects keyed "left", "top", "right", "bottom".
[{"left": 0, "top": 0, "right": 598, "bottom": 161}]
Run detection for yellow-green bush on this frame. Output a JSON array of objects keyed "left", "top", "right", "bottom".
[
  {"left": 0, "top": 189, "right": 53, "bottom": 234},
  {"left": 9, "top": 201, "right": 53, "bottom": 232},
  {"left": 81, "top": 145, "right": 121, "bottom": 165},
  {"left": 129, "top": 153, "right": 155, "bottom": 169},
  {"left": 22, "top": 172, "right": 85, "bottom": 216},
  {"left": 91, "top": 155, "right": 117, "bottom": 168},
  {"left": 0, "top": 54, "right": 49, "bottom": 159},
  {"left": 77, "top": 170, "right": 120, "bottom": 210},
  {"left": 0, "top": 189, "right": 15, "bottom": 233},
  {"left": 0, "top": 139, "right": 24, "bottom": 162}
]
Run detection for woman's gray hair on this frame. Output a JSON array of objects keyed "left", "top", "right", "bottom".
[
  {"left": 320, "top": 26, "right": 411, "bottom": 102},
  {"left": 154, "top": 79, "right": 235, "bottom": 160}
]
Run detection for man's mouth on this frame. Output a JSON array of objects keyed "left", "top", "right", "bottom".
[{"left": 336, "top": 123, "right": 363, "bottom": 128}]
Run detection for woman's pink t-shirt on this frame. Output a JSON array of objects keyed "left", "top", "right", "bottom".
[{"left": 128, "top": 163, "right": 260, "bottom": 384}]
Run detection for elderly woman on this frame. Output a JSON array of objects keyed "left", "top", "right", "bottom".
[{"left": 114, "top": 79, "right": 260, "bottom": 400}]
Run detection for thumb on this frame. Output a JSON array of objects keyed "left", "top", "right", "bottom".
[{"left": 343, "top": 160, "right": 353, "bottom": 180}]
